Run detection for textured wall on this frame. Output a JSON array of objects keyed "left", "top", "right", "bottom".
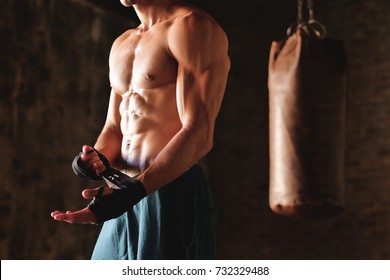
[
  {"left": 1, "top": 0, "right": 390, "bottom": 260},
  {"left": 205, "top": 0, "right": 390, "bottom": 259},
  {"left": 0, "top": 0, "right": 135, "bottom": 259}
]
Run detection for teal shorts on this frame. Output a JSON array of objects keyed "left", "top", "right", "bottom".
[{"left": 91, "top": 164, "right": 216, "bottom": 260}]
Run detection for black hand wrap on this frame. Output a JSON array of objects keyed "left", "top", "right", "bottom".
[
  {"left": 71, "top": 150, "right": 110, "bottom": 181},
  {"left": 72, "top": 148, "right": 147, "bottom": 223},
  {"left": 88, "top": 168, "right": 147, "bottom": 223}
]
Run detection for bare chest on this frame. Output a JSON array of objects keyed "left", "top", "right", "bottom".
[{"left": 109, "top": 27, "right": 177, "bottom": 94}]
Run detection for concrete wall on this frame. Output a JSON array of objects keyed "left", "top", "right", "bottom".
[{"left": 1, "top": 0, "right": 389, "bottom": 259}]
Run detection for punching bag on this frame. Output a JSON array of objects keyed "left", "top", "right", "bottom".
[{"left": 268, "top": 0, "right": 347, "bottom": 218}]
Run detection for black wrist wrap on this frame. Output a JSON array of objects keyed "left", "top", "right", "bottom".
[
  {"left": 88, "top": 175, "right": 146, "bottom": 223},
  {"left": 71, "top": 150, "right": 110, "bottom": 181}
]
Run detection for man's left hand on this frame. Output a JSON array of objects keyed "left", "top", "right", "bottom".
[{"left": 51, "top": 186, "right": 113, "bottom": 224}]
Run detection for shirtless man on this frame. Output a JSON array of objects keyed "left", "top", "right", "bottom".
[{"left": 51, "top": 0, "right": 229, "bottom": 259}]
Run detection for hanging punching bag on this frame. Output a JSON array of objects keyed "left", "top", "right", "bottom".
[{"left": 268, "top": 0, "right": 347, "bottom": 218}]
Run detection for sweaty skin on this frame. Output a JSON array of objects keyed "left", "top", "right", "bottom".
[{"left": 51, "top": 0, "right": 230, "bottom": 224}]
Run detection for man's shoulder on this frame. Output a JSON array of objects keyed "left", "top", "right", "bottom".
[
  {"left": 167, "top": 6, "right": 228, "bottom": 65},
  {"left": 168, "top": 7, "right": 226, "bottom": 45},
  {"left": 171, "top": 7, "right": 219, "bottom": 30},
  {"left": 112, "top": 29, "right": 134, "bottom": 46}
]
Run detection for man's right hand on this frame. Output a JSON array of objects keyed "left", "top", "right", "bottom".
[{"left": 72, "top": 145, "right": 108, "bottom": 181}]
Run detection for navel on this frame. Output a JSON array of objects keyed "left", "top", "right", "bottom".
[{"left": 145, "top": 73, "right": 155, "bottom": 81}]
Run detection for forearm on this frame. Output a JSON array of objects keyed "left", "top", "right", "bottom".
[
  {"left": 94, "top": 126, "right": 124, "bottom": 170},
  {"left": 93, "top": 88, "right": 124, "bottom": 169},
  {"left": 137, "top": 124, "right": 212, "bottom": 194}
]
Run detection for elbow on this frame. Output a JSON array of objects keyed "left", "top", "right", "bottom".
[
  {"left": 204, "top": 136, "right": 213, "bottom": 155},
  {"left": 183, "top": 116, "right": 214, "bottom": 158},
  {"left": 198, "top": 130, "right": 213, "bottom": 158}
]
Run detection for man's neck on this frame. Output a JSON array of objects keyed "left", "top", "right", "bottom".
[{"left": 134, "top": 0, "right": 181, "bottom": 30}]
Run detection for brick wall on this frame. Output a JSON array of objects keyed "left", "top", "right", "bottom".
[{"left": 1, "top": 0, "right": 389, "bottom": 259}]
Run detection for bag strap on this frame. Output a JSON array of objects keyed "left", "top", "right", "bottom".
[{"left": 287, "top": 0, "right": 326, "bottom": 38}]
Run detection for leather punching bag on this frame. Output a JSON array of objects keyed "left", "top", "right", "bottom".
[{"left": 268, "top": 1, "right": 347, "bottom": 218}]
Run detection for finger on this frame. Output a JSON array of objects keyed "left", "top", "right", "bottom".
[
  {"left": 95, "top": 163, "right": 106, "bottom": 175},
  {"left": 51, "top": 207, "right": 98, "bottom": 224},
  {"left": 79, "top": 154, "right": 103, "bottom": 176},
  {"left": 82, "top": 145, "right": 95, "bottom": 154},
  {"left": 80, "top": 152, "right": 98, "bottom": 164},
  {"left": 51, "top": 210, "right": 64, "bottom": 217},
  {"left": 91, "top": 160, "right": 107, "bottom": 176}
]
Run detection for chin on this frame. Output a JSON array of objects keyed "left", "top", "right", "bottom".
[{"left": 120, "top": 0, "right": 139, "bottom": 7}]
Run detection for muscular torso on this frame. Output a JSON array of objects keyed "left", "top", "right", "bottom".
[{"left": 109, "top": 15, "right": 183, "bottom": 174}]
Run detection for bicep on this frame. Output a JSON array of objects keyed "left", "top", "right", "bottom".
[
  {"left": 176, "top": 61, "right": 229, "bottom": 129},
  {"left": 169, "top": 13, "right": 230, "bottom": 127}
]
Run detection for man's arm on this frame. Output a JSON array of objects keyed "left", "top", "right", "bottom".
[
  {"left": 51, "top": 89, "right": 124, "bottom": 224},
  {"left": 78, "top": 30, "right": 130, "bottom": 175},
  {"left": 93, "top": 89, "right": 123, "bottom": 168},
  {"left": 73, "top": 89, "right": 123, "bottom": 178},
  {"left": 137, "top": 12, "right": 230, "bottom": 193}
]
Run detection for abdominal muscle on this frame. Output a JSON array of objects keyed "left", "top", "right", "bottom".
[{"left": 118, "top": 84, "right": 181, "bottom": 175}]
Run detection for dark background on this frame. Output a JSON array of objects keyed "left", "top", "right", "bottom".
[{"left": 1, "top": 0, "right": 389, "bottom": 259}]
